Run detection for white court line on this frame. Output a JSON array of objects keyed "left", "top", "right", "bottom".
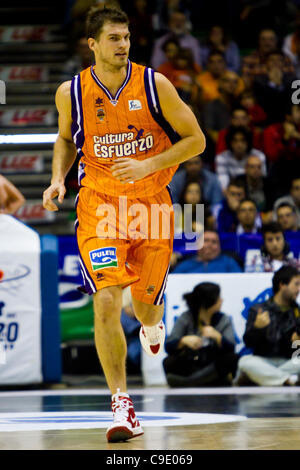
[
  {"left": 0, "top": 386, "right": 299, "bottom": 398},
  {"left": 0, "top": 411, "right": 247, "bottom": 432}
]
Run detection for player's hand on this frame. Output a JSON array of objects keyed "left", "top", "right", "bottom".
[
  {"left": 43, "top": 181, "right": 66, "bottom": 211},
  {"left": 179, "top": 335, "right": 202, "bottom": 350},
  {"left": 254, "top": 308, "right": 271, "bottom": 329},
  {"left": 111, "top": 158, "right": 151, "bottom": 183},
  {"left": 0, "top": 174, "right": 25, "bottom": 215}
]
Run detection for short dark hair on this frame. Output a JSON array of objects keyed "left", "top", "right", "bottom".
[
  {"left": 228, "top": 177, "right": 246, "bottom": 190},
  {"left": 225, "top": 126, "right": 253, "bottom": 153},
  {"left": 85, "top": 6, "right": 129, "bottom": 40},
  {"left": 265, "top": 49, "right": 284, "bottom": 61},
  {"left": 276, "top": 202, "right": 297, "bottom": 214},
  {"left": 162, "top": 36, "right": 180, "bottom": 52},
  {"left": 183, "top": 282, "right": 221, "bottom": 326},
  {"left": 272, "top": 266, "right": 299, "bottom": 294},
  {"left": 262, "top": 222, "right": 283, "bottom": 237},
  {"left": 238, "top": 199, "right": 257, "bottom": 210}
]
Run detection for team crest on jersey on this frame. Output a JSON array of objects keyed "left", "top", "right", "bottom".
[
  {"left": 97, "top": 108, "right": 105, "bottom": 122},
  {"left": 128, "top": 99, "right": 142, "bottom": 111},
  {"left": 89, "top": 247, "right": 118, "bottom": 271}
]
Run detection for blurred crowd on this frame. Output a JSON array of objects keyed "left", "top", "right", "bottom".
[{"left": 60, "top": 0, "right": 300, "bottom": 273}]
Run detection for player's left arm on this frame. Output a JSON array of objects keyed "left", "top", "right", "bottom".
[{"left": 111, "top": 73, "right": 205, "bottom": 183}]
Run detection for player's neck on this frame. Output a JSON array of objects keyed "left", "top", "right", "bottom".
[{"left": 94, "top": 61, "right": 128, "bottom": 97}]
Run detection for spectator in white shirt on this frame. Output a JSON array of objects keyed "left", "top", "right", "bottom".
[
  {"left": 215, "top": 126, "right": 267, "bottom": 191},
  {"left": 244, "top": 222, "right": 298, "bottom": 272}
]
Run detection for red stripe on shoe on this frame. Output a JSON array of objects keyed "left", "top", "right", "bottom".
[{"left": 150, "top": 344, "right": 160, "bottom": 354}]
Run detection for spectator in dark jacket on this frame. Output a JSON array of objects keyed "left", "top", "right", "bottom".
[
  {"left": 253, "top": 50, "right": 296, "bottom": 124},
  {"left": 163, "top": 282, "right": 238, "bottom": 387},
  {"left": 214, "top": 177, "right": 246, "bottom": 232},
  {"left": 237, "top": 266, "right": 300, "bottom": 386}
]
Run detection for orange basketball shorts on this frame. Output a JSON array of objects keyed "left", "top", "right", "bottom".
[{"left": 75, "top": 185, "right": 174, "bottom": 305}]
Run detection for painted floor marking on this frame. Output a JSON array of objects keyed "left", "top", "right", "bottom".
[{"left": 0, "top": 411, "right": 247, "bottom": 432}]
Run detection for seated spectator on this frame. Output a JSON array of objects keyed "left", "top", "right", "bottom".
[
  {"left": 276, "top": 203, "right": 300, "bottom": 233},
  {"left": 243, "top": 28, "right": 294, "bottom": 77},
  {"left": 273, "top": 177, "right": 300, "bottom": 226},
  {"left": 283, "top": 17, "right": 300, "bottom": 78},
  {"left": 263, "top": 104, "right": 300, "bottom": 164},
  {"left": 236, "top": 266, "right": 300, "bottom": 386},
  {"left": 202, "top": 70, "right": 242, "bottom": 143},
  {"left": 197, "top": 50, "right": 243, "bottom": 103},
  {"left": 244, "top": 222, "right": 298, "bottom": 273},
  {"left": 0, "top": 174, "right": 25, "bottom": 215},
  {"left": 253, "top": 50, "right": 296, "bottom": 124},
  {"left": 156, "top": 37, "right": 180, "bottom": 81},
  {"left": 127, "top": 0, "right": 153, "bottom": 64},
  {"left": 175, "top": 181, "right": 214, "bottom": 234},
  {"left": 236, "top": 199, "right": 261, "bottom": 235},
  {"left": 200, "top": 25, "right": 240, "bottom": 73},
  {"left": 215, "top": 126, "right": 267, "bottom": 191},
  {"left": 150, "top": 11, "right": 201, "bottom": 70},
  {"left": 166, "top": 47, "right": 202, "bottom": 105},
  {"left": 60, "top": 36, "right": 93, "bottom": 81},
  {"left": 239, "top": 90, "right": 267, "bottom": 128},
  {"left": 163, "top": 282, "right": 238, "bottom": 387},
  {"left": 169, "top": 155, "right": 223, "bottom": 207},
  {"left": 214, "top": 177, "right": 246, "bottom": 233},
  {"left": 173, "top": 230, "right": 242, "bottom": 273},
  {"left": 216, "top": 107, "right": 263, "bottom": 154},
  {"left": 239, "top": 155, "right": 275, "bottom": 213}
]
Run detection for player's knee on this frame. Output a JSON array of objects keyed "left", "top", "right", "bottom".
[{"left": 94, "top": 287, "right": 120, "bottom": 320}]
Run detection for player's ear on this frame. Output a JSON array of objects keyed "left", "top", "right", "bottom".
[{"left": 87, "top": 38, "right": 96, "bottom": 52}]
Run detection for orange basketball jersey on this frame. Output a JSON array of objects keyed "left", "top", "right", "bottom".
[{"left": 70, "top": 60, "right": 179, "bottom": 198}]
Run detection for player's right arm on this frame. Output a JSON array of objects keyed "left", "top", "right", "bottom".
[{"left": 43, "top": 81, "right": 77, "bottom": 211}]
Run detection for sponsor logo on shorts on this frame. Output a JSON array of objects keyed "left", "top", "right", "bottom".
[
  {"left": 89, "top": 247, "right": 118, "bottom": 271},
  {"left": 146, "top": 285, "right": 155, "bottom": 296}
]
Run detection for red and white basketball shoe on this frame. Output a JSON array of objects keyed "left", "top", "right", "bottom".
[
  {"left": 106, "top": 389, "right": 144, "bottom": 443},
  {"left": 139, "top": 320, "right": 165, "bottom": 356}
]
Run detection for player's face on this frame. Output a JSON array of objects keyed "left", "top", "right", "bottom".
[{"left": 92, "top": 22, "right": 130, "bottom": 68}]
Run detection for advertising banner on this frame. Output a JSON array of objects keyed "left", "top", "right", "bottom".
[{"left": 0, "top": 215, "right": 42, "bottom": 384}]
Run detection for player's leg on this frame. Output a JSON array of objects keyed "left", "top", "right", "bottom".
[
  {"left": 93, "top": 285, "right": 144, "bottom": 442},
  {"left": 132, "top": 298, "right": 166, "bottom": 357},
  {"left": 93, "top": 285, "right": 126, "bottom": 395}
]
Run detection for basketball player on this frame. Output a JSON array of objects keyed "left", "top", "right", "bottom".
[{"left": 43, "top": 6, "right": 205, "bottom": 442}]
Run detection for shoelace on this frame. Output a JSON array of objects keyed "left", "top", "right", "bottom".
[
  {"left": 112, "top": 395, "right": 131, "bottom": 423},
  {"left": 143, "top": 322, "right": 163, "bottom": 344}
]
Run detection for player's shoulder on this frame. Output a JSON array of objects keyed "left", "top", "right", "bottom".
[{"left": 56, "top": 80, "right": 71, "bottom": 98}]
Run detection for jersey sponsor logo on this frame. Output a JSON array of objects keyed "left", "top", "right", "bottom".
[
  {"left": 89, "top": 247, "right": 118, "bottom": 270},
  {"left": 128, "top": 99, "right": 142, "bottom": 111},
  {"left": 93, "top": 126, "right": 154, "bottom": 159}
]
